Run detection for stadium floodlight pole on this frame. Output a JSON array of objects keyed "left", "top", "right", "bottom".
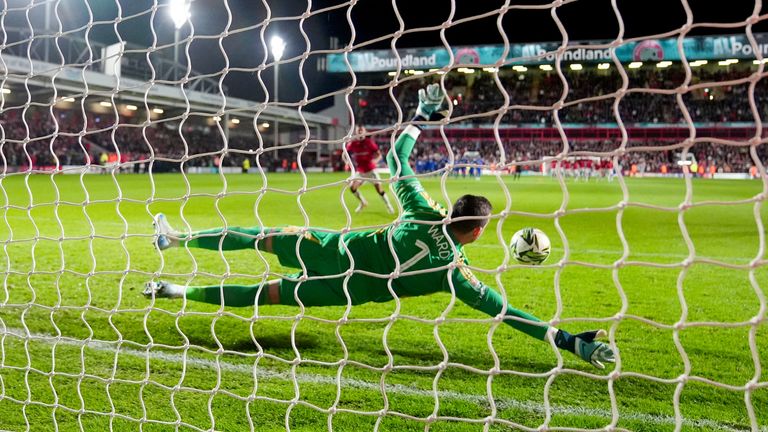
[
  {"left": 169, "top": 0, "right": 190, "bottom": 78},
  {"left": 44, "top": 1, "right": 52, "bottom": 62},
  {"left": 270, "top": 35, "right": 286, "bottom": 147}
]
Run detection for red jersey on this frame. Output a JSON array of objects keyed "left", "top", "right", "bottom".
[{"left": 346, "top": 138, "right": 379, "bottom": 173}]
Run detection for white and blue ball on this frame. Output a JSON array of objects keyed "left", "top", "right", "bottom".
[{"left": 510, "top": 227, "right": 551, "bottom": 265}]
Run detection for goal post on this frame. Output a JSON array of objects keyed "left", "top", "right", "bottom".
[{"left": 0, "top": 1, "right": 766, "bottom": 431}]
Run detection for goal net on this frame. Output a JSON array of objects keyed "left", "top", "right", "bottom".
[{"left": 0, "top": 0, "right": 766, "bottom": 431}]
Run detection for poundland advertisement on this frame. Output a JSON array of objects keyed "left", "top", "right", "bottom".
[{"left": 325, "top": 33, "right": 768, "bottom": 72}]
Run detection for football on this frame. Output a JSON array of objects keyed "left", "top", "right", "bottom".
[{"left": 510, "top": 227, "right": 551, "bottom": 265}]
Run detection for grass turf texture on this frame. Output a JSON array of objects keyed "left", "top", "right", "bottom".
[{"left": 0, "top": 172, "right": 765, "bottom": 431}]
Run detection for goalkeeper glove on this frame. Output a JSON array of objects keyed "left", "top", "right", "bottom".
[
  {"left": 554, "top": 329, "right": 615, "bottom": 369},
  {"left": 415, "top": 83, "right": 445, "bottom": 119}
]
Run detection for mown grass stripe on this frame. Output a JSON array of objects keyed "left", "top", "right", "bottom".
[{"left": 2, "top": 327, "right": 762, "bottom": 432}]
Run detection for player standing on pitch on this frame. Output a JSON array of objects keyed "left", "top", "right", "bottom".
[
  {"left": 345, "top": 125, "right": 394, "bottom": 214},
  {"left": 144, "top": 84, "right": 615, "bottom": 369}
]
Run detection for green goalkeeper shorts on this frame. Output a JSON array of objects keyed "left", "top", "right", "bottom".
[{"left": 270, "top": 227, "right": 390, "bottom": 307}]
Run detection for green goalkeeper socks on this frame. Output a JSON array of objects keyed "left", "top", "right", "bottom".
[
  {"left": 182, "top": 226, "right": 268, "bottom": 251},
  {"left": 185, "top": 282, "right": 271, "bottom": 307}
]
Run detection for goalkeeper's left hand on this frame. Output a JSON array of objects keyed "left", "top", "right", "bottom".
[
  {"left": 555, "top": 329, "right": 615, "bottom": 369},
  {"left": 416, "top": 83, "right": 445, "bottom": 119}
]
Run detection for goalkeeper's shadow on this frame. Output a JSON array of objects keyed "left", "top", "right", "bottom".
[
  {"left": 371, "top": 345, "right": 558, "bottom": 374},
  {"left": 183, "top": 329, "right": 321, "bottom": 354}
]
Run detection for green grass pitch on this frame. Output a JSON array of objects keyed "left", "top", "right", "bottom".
[{"left": 0, "top": 172, "right": 765, "bottom": 431}]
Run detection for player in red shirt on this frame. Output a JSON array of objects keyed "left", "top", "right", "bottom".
[
  {"left": 346, "top": 125, "right": 394, "bottom": 213},
  {"left": 606, "top": 159, "right": 615, "bottom": 182}
]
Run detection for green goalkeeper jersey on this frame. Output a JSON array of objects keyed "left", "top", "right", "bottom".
[
  {"left": 331, "top": 127, "right": 546, "bottom": 338},
  {"left": 181, "top": 126, "right": 548, "bottom": 340},
  {"left": 341, "top": 177, "right": 490, "bottom": 311}
]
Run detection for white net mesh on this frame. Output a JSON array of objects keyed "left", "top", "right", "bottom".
[{"left": 0, "top": 0, "right": 767, "bottom": 431}]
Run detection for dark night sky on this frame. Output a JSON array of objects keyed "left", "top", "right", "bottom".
[{"left": 8, "top": 0, "right": 768, "bottom": 111}]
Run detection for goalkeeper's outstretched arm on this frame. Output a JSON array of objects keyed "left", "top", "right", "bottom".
[
  {"left": 386, "top": 84, "right": 451, "bottom": 217},
  {"left": 452, "top": 270, "right": 615, "bottom": 369},
  {"left": 386, "top": 83, "right": 445, "bottom": 181},
  {"left": 387, "top": 84, "right": 615, "bottom": 369}
]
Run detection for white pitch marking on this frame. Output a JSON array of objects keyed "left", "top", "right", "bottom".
[{"left": 1, "top": 328, "right": 763, "bottom": 432}]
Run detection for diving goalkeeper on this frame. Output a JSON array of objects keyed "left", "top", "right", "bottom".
[{"left": 144, "top": 85, "right": 615, "bottom": 369}]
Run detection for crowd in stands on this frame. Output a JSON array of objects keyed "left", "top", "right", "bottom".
[
  {"left": 357, "top": 64, "right": 768, "bottom": 126},
  {"left": 0, "top": 106, "right": 276, "bottom": 172},
  {"left": 385, "top": 138, "right": 765, "bottom": 176},
  {"left": 1, "top": 63, "right": 766, "bottom": 175},
  {"left": 350, "top": 64, "right": 767, "bottom": 175}
]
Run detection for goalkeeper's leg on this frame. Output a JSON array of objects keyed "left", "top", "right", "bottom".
[
  {"left": 143, "top": 279, "right": 277, "bottom": 306},
  {"left": 144, "top": 275, "right": 352, "bottom": 307},
  {"left": 153, "top": 213, "right": 269, "bottom": 252},
  {"left": 154, "top": 215, "right": 342, "bottom": 272}
]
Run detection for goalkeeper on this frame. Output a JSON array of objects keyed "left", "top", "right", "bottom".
[{"left": 144, "top": 85, "right": 615, "bottom": 369}]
